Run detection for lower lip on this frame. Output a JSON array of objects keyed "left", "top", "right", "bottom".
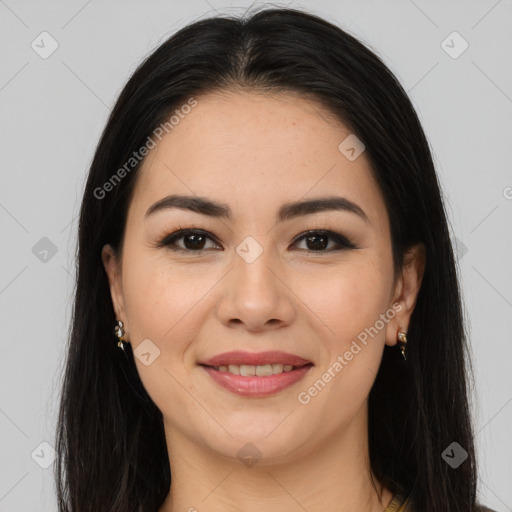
[{"left": 201, "top": 364, "right": 313, "bottom": 397}]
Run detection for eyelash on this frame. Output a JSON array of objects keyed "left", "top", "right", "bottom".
[{"left": 154, "top": 224, "right": 358, "bottom": 253}]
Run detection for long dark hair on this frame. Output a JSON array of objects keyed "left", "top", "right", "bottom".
[{"left": 55, "top": 6, "right": 483, "bottom": 511}]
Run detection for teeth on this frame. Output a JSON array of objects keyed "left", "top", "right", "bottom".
[
  {"left": 214, "top": 363, "right": 296, "bottom": 376},
  {"left": 228, "top": 364, "right": 240, "bottom": 375}
]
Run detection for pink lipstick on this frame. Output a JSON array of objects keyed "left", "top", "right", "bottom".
[{"left": 199, "top": 350, "right": 313, "bottom": 397}]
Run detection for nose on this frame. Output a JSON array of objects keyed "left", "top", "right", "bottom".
[{"left": 215, "top": 243, "right": 295, "bottom": 333}]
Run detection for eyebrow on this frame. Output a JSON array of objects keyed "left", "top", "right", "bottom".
[{"left": 145, "top": 194, "right": 369, "bottom": 223}]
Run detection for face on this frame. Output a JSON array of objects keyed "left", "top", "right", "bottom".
[{"left": 103, "top": 90, "right": 424, "bottom": 465}]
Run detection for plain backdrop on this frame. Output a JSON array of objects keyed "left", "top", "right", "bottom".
[{"left": 0, "top": 1, "right": 511, "bottom": 510}]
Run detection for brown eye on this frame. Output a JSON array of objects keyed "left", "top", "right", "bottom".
[
  {"left": 179, "top": 232, "right": 207, "bottom": 250},
  {"left": 157, "top": 229, "right": 221, "bottom": 252},
  {"left": 292, "top": 230, "right": 357, "bottom": 252}
]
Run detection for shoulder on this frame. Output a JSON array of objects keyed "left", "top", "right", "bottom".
[
  {"left": 401, "top": 499, "right": 496, "bottom": 512},
  {"left": 476, "top": 505, "right": 497, "bottom": 512}
]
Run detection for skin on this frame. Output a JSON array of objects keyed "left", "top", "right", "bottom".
[{"left": 102, "top": 89, "right": 425, "bottom": 512}]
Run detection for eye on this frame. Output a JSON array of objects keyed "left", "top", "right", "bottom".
[
  {"left": 156, "top": 226, "right": 357, "bottom": 253},
  {"left": 291, "top": 230, "right": 357, "bottom": 252},
  {"left": 156, "top": 227, "right": 221, "bottom": 252}
]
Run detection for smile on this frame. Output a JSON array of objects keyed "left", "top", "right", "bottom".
[
  {"left": 200, "top": 363, "right": 313, "bottom": 397},
  {"left": 213, "top": 363, "right": 297, "bottom": 375}
]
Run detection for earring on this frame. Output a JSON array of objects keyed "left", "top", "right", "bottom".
[
  {"left": 397, "top": 331, "right": 407, "bottom": 361},
  {"left": 114, "top": 320, "right": 127, "bottom": 350}
]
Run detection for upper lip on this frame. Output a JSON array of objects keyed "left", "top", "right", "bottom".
[{"left": 199, "top": 350, "right": 312, "bottom": 367}]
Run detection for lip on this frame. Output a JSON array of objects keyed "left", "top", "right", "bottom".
[
  {"left": 199, "top": 350, "right": 312, "bottom": 367},
  {"left": 201, "top": 364, "right": 313, "bottom": 397}
]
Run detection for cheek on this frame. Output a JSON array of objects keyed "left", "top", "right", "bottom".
[
  {"left": 295, "top": 258, "right": 392, "bottom": 409},
  {"left": 122, "top": 250, "right": 205, "bottom": 341},
  {"left": 307, "top": 259, "right": 392, "bottom": 347},
  {"left": 121, "top": 260, "right": 203, "bottom": 410}
]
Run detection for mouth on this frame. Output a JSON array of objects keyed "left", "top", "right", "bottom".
[
  {"left": 200, "top": 362, "right": 312, "bottom": 376},
  {"left": 198, "top": 351, "right": 314, "bottom": 397},
  {"left": 199, "top": 350, "right": 312, "bottom": 368}
]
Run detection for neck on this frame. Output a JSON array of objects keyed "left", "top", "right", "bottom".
[{"left": 158, "top": 403, "right": 393, "bottom": 512}]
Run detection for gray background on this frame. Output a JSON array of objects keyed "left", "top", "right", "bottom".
[{"left": 0, "top": 0, "right": 511, "bottom": 510}]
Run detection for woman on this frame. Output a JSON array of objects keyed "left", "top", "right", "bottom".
[{"left": 55, "top": 6, "right": 495, "bottom": 512}]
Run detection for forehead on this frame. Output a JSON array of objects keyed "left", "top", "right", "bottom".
[{"left": 128, "top": 90, "right": 387, "bottom": 228}]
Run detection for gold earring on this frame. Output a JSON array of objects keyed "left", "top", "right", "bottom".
[
  {"left": 397, "top": 331, "right": 407, "bottom": 361},
  {"left": 114, "top": 320, "right": 127, "bottom": 350}
]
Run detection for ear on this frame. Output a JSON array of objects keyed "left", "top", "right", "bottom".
[
  {"left": 102, "top": 244, "right": 129, "bottom": 340},
  {"left": 385, "top": 243, "right": 426, "bottom": 347}
]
